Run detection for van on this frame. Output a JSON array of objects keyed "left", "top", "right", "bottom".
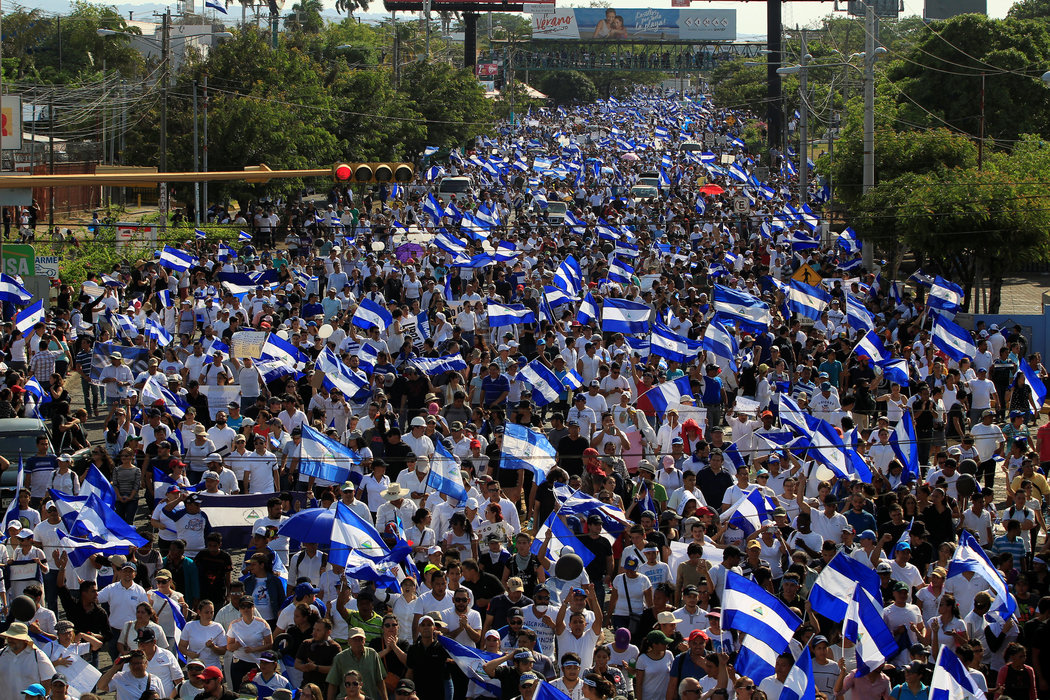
[
  {"left": 0, "top": 418, "right": 91, "bottom": 491},
  {"left": 681, "top": 141, "right": 704, "bottom": 152},
  {"left": 545, "top": 200, "right": 567, "bottom": 224},
  {"left": 436, "top": 176, "right": 473, "bottom": 204}
]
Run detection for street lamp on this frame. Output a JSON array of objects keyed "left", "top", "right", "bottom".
[{"left": 99, "top": 18, "right": 232, "bottom": 227}]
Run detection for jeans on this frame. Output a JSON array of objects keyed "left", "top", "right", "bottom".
[
  {"left": 231, "top": 659, "right": 256, "bottom": 691},
  {"left": 978, "top": 458, "right": 997, "bottom": 489},
  {"left": 80, "top": 376, "right": 100, "bottom": 415},
  {"left": 115, "top": 497, "right": 138, "bottom": 526},
  {"left": 42, "top": 570, "right": 58, "bottom": 613}
]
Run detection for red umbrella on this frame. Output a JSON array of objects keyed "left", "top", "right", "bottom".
[{"left": 699, "top": 184, "right": 725, "bottom": 195}]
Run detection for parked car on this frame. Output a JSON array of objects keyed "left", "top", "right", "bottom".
[{"left": 0, "top": 417, "right": 91, "bottom": 491}]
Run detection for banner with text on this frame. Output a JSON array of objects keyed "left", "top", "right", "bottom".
[{"left": 532, "top": 8, "right": 736, "bottom": 42}]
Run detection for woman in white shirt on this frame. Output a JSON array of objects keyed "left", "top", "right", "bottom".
[
  {"left": 179, "top": 599, "right": 227, "bottom": 668},
  {"left": 226, "top": 598, "right": 273, "bottom": 690}
]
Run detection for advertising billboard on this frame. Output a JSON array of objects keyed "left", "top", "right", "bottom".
[
  {"left": 924, "top": 0, "right": 987, "bottom": 19},
  {"left": 1, "top": 96, "right": 21, "bottom": 151},
  {"left": 532, "top": 8, "right": 736, "bottom": 42}
]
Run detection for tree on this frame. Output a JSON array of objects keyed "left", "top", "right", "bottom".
[
  {"left": 398, "top": 62, "right": 493, "bottom": 150},
  {"left": 333, "top": 0, "right": 370, "bottom": 20},
  {"left": 537, "top": 70, "right": 597, "bottom": 106},
  {"left": 1009, "top": 0, "right": 1050, "bottom": 20},
  {"left": 286, "top": 0, "right": 325, "bottom": 34}
]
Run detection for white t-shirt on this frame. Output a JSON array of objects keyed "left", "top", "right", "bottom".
[
  {"left": 181, "top": 619, "right": 227, "bottom": 667},
  {"left": 635, "top": 651, "right": 674, "bottom": 700},
  {"left": 611, "top": 572, "right": 651, "bottom": 616},
  {"left": 228, "top": 617, "right": 271, "bottom": 663}
]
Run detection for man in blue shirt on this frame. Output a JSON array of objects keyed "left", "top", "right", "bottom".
[
  {"left": 700, "top": 365, "right": 725, "bottom": 437},
  {"left": 481, "top": 362, "right": 510, "bottom": 409}
]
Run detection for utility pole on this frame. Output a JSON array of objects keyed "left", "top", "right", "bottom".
[
  {"left": 160, "top": 7, "right": 171, "bottom": 231},
  {"left": 202, "top": 73, "right": 208, "bottom": 220},
  {"left": 48, "top": 96, "right": 54, "bottom": 233},
  {"left": 978, "top": 72, "right": 985, "bottom": 170},
  {"left": 799, "top": 28, "right": 809, "bottom": 205},
  {"left": 192, "top": 79, "right": 200, "bottom": 224},
  {"left": 861, "top": 0, "right": 876, "bottom": 270},
  {"left": 423, "top": 0, "right": 431, "bottom": 60},
  {"left": 766, "top": 0, "right": 782, "bottom": 152}
]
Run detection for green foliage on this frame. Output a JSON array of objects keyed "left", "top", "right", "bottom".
[
  {"left": 1009, "top": 0, "right": 1050, "bottom": 20},
  {"left": 590, "top": 71, "right": 663, "bottom": 99},
  {"left": 537, "top": 70, "right": 598, "bottom": 106},
  {"left": 398, "top": 62, "right": 494, "bottom": 150}
]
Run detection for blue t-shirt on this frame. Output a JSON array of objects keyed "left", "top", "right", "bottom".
[
  {"left": 701, "top": 376, "right": 723, "bottom": 405},
  {"left": 482, "top": 374, "right": 510, "bottom": 406}
]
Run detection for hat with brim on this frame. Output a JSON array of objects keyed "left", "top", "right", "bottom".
[
  {"left": 3, "top": 623, "right": 33, "bottom": 643},
  {"left": 382, "top": 484, "right": 410, "bottom": 501}
]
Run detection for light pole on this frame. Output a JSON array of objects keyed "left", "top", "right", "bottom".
[{"left": 98, "top": 21, "right": 232, "bottom": 229}]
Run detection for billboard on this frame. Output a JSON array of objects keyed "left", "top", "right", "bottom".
[
  {"left": 532, "top": 8, "right": 736, "bottom": 42},
  {"left": 847, "top": 0, "right": 899, "bottom": 18},
  {"left": 1, "top": 96, "right": 21, "bottom": 151},
  {"left": 924, "top": 0, "right": 986, "bottom": 19}
]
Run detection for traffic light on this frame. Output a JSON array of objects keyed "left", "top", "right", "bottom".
[{"left": 331, "top": 162, "right": 415, "bottom": 184}]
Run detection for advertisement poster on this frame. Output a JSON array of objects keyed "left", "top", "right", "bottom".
[{"left": 533, "top": 8, "right": 736, "bottom": 42}]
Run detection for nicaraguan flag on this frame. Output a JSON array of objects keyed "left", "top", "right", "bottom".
[
  {"left": 144, "top": 317, "right": 173, "bottom": 347},
  {"left": 3, "top": 454, "right": 24, "bottom": 526},
  {"left": 703, "top": 319, "right": 739, "bottom": 372},
  {"left": 929, "top": 276, "right": 964, "bottom": 315},
  {"left": 426, "top": 442, "right": 466, "bottom": 505},
  {"left": 554, "top": 256, "right": 583, "bottom": 295},
  {"left": 722, "top": 488, "right": 773, "bottom": 536},
  {"left": 846, "top": 294, "right": 875, "bottom": 332},
  {"left": 878, "top": 358, "right": 910, "bottom": 387},
  {"left": 948, "top": 530, "right": 1017, "bottom": 619},
  {"left": 352, "top": 298, "right": 393, "bottom": 331},
  {"left": 601, "top": 297, "right": 651, "bottom": 335},
  {"left": 844, "top": 585, "right": 899, "bottom": 676},
  {"left": 315, "top": 348, "right": 369, "bottom": 399},
  {"left": 650, "top": 321, "right": 703, "bottom": 364},
  {"left": 410, "top": 355, "right": 469, "bottom": 375},
  {"left": 778, "top": 395, "right": 859, "bottom": 480},
  {"left": 608, "top": 257, "right": 634, "bottom": 285},
  {"left": 112, "top": 313, "right": 139, "bottom": 340},
  {"left": 889, "top": 410, "right": 919, "bottom": 483},
  {"left": 713, "top": 285, "right": 771, "bottom": 331},
  {"left": 781, "top": 647, "right": 816, "bottom": 700},
  {"left": 255, "top": 359, "right": 302, "bottom": 386},
  {"left": 722, "top": 572, "right": 802, "bottom": 682},
  {"left": 641, "top": 376, "right": 693, "bottom": 416},
  {"left": 141, "top": 375, "right": 185, "bottom": 418},
  {"left": 487, "top": 302, "right": 536, "bottom": 328},
  {"left": 1021, "top": 358, "right": 1047, "bottom": 409},
  {"left": 436, "top": 636, "right": 501, "bottom": 696},
  {"left": 205, "top": 0, "right": 227, "bottom": 12},
  {"left": 0, "top": 274, "right": 32, "bottom": 304},
  {"left": 53, "top": 493, "right": 148, "bottom": 566},
  {"left": 930, "top": 646, "right": 987, "bottom": 700},
  {"left": 519, "top": 359, "right": 564, "bottom": 407},
  {"left": 789, "top": 231, "right": 820, "bottom": 251},
  {"left": 423, "top": 194, "right": 445, "bottom": 225},
  {"left": 331, "top": 502, "right": 390, "bottom": 566},
  {"left": 561, "top": 369, "right": 585, "bottom": 392},
  {"left": 544, "top": 286, "right": 575, "bottom": 310},
  {"left": 853, "top": 330, "right": 889, "bottom": 363},
  {"left": 809, "top": 552, "right": 883, "bottom": 623},
  {"left": 787, "top": 280, "right": 830, "bottom": 321},
  {"left": 531, "top": 510, "right": 595, "bottom": 566},
  {"left": 298, "top": 424, "right": 360, "bottom": 487},
  {"left": 151, "top": 589, "right": 188, "bottom": 662},
  {"left": 434, "top": 229, "right": 469, "bottom": 257},
  {"left": 159, "top": 246, "right": 194, "bottom": 272},
  {"left": 238, "top": 230, "right": 252, "bottom": 242},
  {"left": 194, "top": 229, "right": 207, "bottom": 239},
  {"left": 837, "top": 227, "right": 861, "bottom": 254},
  {"left": 501, "top": 423, "right": 556, "bottom": 484},
  {"left": 932, "top": 312, "right": 977, "bottom": 362},
  {"left": 423, "top": 145, "right": 440, "bottom": 157},
  {"left": 576, "top": 292, "right": 599, "bottom": 325},
  {"left": 15, "top": 300, "right": 44, "bottom": 334}
]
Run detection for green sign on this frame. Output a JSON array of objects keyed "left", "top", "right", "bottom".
[{"left": 0, "top": 245, "right": 35, "bottom": 277}]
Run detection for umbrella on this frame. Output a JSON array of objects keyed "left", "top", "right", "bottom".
[
  {"left": 699, "top": 184, "right": 725, "bottom": 195},
  {"left": 277, "top": 508, "right": 334, "bottom": 543},
  {"left": 620, "top": 152, "right": 640, "bottom": 161}
]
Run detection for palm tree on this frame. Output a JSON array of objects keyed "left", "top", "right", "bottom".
[
  {"left": 286, "top": 0, "right": 324, "bottom": 33},
  {"left": 334, "top": 0, "right": 370, "bottom": 21}
]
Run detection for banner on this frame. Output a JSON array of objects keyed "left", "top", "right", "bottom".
[
  {"left": 230, "top": 330, "right": 268, "bottom": 359},
  {"left": 90, "top": 342, "right": 151, "bottom": 384},
  {"left": 532, "top": 8, "right": 736, "bottom": 42},
  {"left": 200, "top": 385, "right": 241, "bottom": 419}
]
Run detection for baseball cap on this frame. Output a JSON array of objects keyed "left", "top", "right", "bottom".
[
  {"left": 199, "top": 667, "right": 223, "bottom": 681},
  {"left": 876, "top": 561, "right": 892, "bottom": 574}
]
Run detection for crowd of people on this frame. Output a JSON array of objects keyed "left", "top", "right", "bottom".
[{"left": 0, "top": 86, "right": 1045, "bottom": 700}]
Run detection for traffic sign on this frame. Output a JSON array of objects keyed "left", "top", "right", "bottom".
[
  {"left": 0, "top": 244, "right": 35, "bottom": 276},
  {"left": 733, "top": 197, "right": 749, "bottom": 213},
  {"left": 792, "top": 263, "right": 822, "bottom": 286}
]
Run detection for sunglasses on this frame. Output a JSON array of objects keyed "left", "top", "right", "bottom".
[
  {"left": 736, "top": 685, "right": 756, "bottom": 690},
  {"left": 383, "top": 622, "right": 398, "bottom": 628},
  {"left": 344, "top": 681, "right": 360, "bottom": 687}
]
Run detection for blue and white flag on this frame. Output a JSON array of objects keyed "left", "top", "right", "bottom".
[
  {"left": 0, "top": 274, "right": 31, "bottom": 304},
  {"left": 576, "top": 292, "right": 599, "bottom": 325},
  {"left": 410, "top": 355, "right": 469, "bottom": 375},
  {"left": 423, "top": 145, "right": 440, "bottom": 157},
  {"left": 426, "top": 442, "right": 466, "bottom": 506},
  {"left": 809, "top": 552, "right": 883, "bottom": 623},
  {"left": 151, "top": 589, "right": 188, "bottom": 662},
  {"left": 519, "top": 360, "right": 564, "bottom": 407},
  {"left": 782, "top": 647, "right": 816, "bottom": 700},
  {"left": 843, "top": 585, "right": 899, "bottom": 676},
  {"left": 1021, "top": 358, "right": 1047, "bottom": 409},
  {"left": 713, "top": 285, "right": 771, "bottom": 331},
  {"left": 601, "top": 297, "right": 651, "bottom": 335},
  {"left": 434, "top": 229, "right": 469, "bottom": 257},
  {"left": 53, "top": 493, "right": 148, "bottom": 566},
  {"left": 298, "top": 424, "right": 360, "bottom": 487},
  {"left": 112, "top": 313, "right": 139, "bottom": 340},
  {"left": 561, "top": 369, "right": 585, "bottom": 392},
  {"left": 845, "top": 294, "right": 875, "bottom": 332},
  {"left": 889, "top": 409, "right": 919, "bottom": 483},
  {"left": 194, "top": 229, "right": 207, "bottom": 239},
  {"left": 143, "top": 317, "right": 173, "bottom": 347},
  {"left": 930, "top": 646, "right": 987, "bottom": 700},
  {"left": 204, "top": 0, "right": 227, "bottom": 12},
  {"left": 331, "top": 501, "right": 390, "bottom": 566},
  {"left": 947, "top": 530, "right": 1017, "bottom": 619},
  {"left": 487, "top": 302, "right": 536, "bottom": 328},
  {"left": 722, "top": 572, "right": 802, "bottom": 682},
  {"left": 702, "top": 319, "right": 739, "bottom": 372},
  {"left": 352, "top": 298, "right": 393, "bottom": 331},
  {"left": 501, "top": 423, "right": 556, "bottom": 484},
  {"left": 554, "top": 256, "right": 583, "bottom": 296},
  {"left": 238, "top": 230, "right": 251, "bottom": 242},
  {"left": 423, "top": 194, "right": 445, "bottom": 225},
  {"left": 853, "top": 330, "right": 889, "bottom": 363},
  {"left": 14, "top": 300, "right": 44, "bottom": 334},
  {"left": 879, "top": 358, "right": 910, "bottom": 387},
  {"left": 932, "top": 314, "right": 977, "bottom": 362},
  {"left": 641, "top": 376, "right": 693, "bottom": 416},
  {"left": 722, "top": 488, "right": 773, "bottom": 537},
  {"left": 436, "top": 634, "right": 502, "bottom": 696},
  {"left": 315, "top": 348, "right": 369, "bottom": 399},
  {"left": 534, "top": 681, "right": 574, "bottom": 700},
  {"left": 608, "top": 257, "right": 634, "bottom": 285},
  {"left": 531, "top": 510, "right": 595, "bottom": 566},
  {"left": 779, "top": 395, "right": 865, "bottom": 480},
  {"left": 787, "top": 280, "right": 830, "bottom": 321},
  {"left": 254, "top": 359, "right": 302, "bottom": 386},
  {"left": 2, "top": 455, "right": 24, "bottom": 526},
  {"left": 928, "top": 276, "right": 964, "bottom": 316},
  {"left": 81, "top": 464, "right": 117, "bottom": 509},
  {"left": 555, "top": 487, "right": 631, "bottom": 535},
  {"left": 650, "top": 321, "right": 703, "bottom": 365},
  {"left": 837, "top": 227, "right": 861, "bottom": 254},
  {"left": 141, "top": 375, "right": 186, "bottom": 418},
  {"left": 159, "top": 246, "right": 194, "bottom": 272}
]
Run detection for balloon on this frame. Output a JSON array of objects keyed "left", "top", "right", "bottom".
[
  {"left": 8, "top": 595, "right": 35, "bottom": 622},
  {"left": 956, "top": 474, "right": 978, "bottom": 499},
  {"left": 554, "top": 553, "right": 584, "bottom": 581}
]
